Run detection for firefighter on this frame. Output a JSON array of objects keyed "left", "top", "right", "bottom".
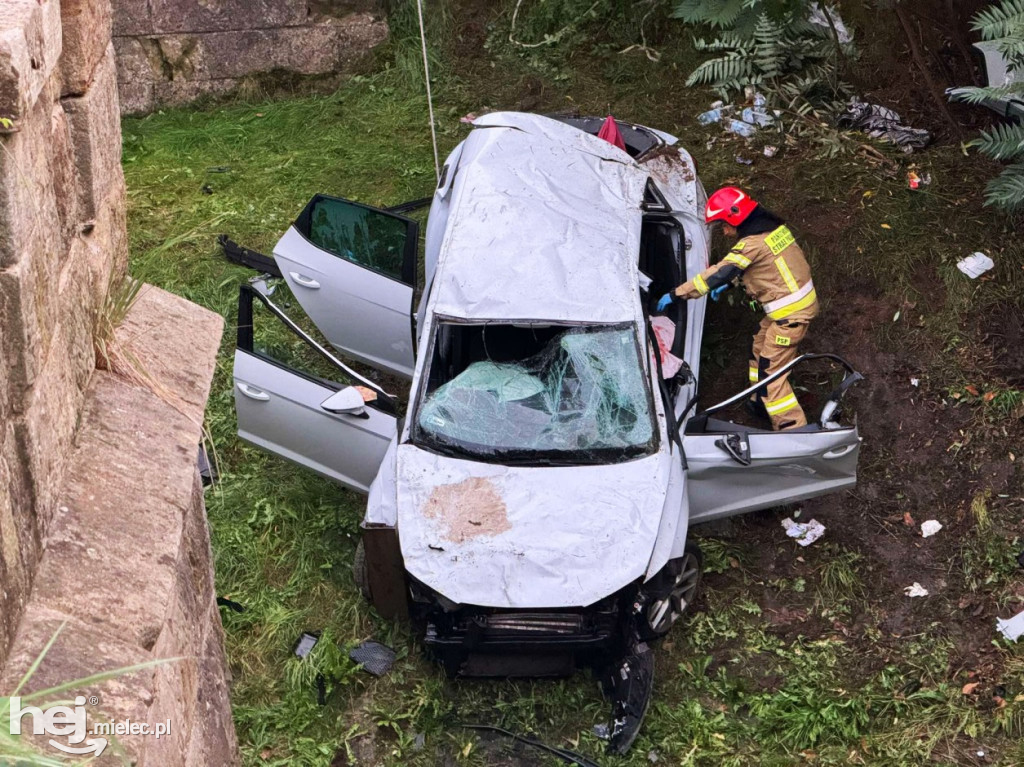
[{"left": 657, "top": 187, "right": 818, "bottom": 430}]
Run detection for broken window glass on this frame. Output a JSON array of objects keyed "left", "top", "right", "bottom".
[{"left": 414, "top": 324, "right": 656, "bottom": 463}]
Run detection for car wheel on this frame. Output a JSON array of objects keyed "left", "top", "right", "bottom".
[
  {"left": 353, "top": 539, "right": 371, "bottom": 601},
  {"left": 640, "top": 542, "right": 702, "bottom": 640}
]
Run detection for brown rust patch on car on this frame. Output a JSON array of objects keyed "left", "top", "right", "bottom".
[{"left": 423, "top": 477, "right": 511, "bottom": 542}]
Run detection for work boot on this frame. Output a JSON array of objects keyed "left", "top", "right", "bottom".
[{"left": 745, "top": 399, "right": 769, "bottom": 422}]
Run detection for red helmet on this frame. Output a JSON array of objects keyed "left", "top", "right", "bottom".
[{"left": 705, "top": 186, "right": 758, "bottom": 226}]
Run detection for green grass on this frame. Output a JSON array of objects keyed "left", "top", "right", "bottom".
[{"left": 122, "top": 2, "right": 1024, "bottom": 764}]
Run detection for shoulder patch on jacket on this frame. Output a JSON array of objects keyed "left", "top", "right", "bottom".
[
  {"left": 733, "top": 240, "right": 747, "bottom": 251},
  {"left": 765, "top": 226, "right": 795, "bottom": 255}
]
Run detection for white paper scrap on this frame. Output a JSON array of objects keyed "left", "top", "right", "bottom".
[
  {"left": 904, "top": 582, "right": 929, "bottom": 598},
  {"left": 920, "top": 520, "right": 943, "bottom": 537},
  {"left": 957, "top": 252, "right": 994, "bottom": 279},
  {"left": 996, "top": 610, "right": 1024, "bottom": 642},
  {"left": 781, "top": 517, "right": 826, "bottom": 547}
]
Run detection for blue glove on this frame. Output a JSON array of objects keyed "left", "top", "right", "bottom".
[
  {"left": 710, "top": 284, "right": 730, "bottom": 301},
  {"left": 656, "top": 293, "right": 674, "bottom": 312}
]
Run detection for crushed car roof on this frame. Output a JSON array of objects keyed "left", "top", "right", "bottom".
[{"left": 429, "top": 112, "right": 650, "bottom": 325}]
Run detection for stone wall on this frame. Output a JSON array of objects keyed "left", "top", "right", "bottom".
[
  {"left": 112, "top": 0, "right": 389, "bottom": 113},
  {"left": 0, "top": 2, "right": 238, "bottom": 763},
  {"left": 0, "top": 288, "right": 236, "bottom": 765},
  {"left": 0, "top": 0, "right": 127, "bottom": 667}
]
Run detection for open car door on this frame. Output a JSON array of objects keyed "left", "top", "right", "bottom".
[
  {"left": 273, "top": 195, "right": 419, "bottom": 378},
  {"left": 683, "top": 355, "right": 863, "bottom": 524},
  {"left": 233, "top": 284, "right": 398, "bottom": 493}
]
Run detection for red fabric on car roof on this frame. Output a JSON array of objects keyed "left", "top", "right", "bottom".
[{"left": 597, "top": 115, "right": 627, "bottom": 152}]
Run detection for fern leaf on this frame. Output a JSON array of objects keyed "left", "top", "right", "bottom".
[
  {"left": 971, "top": 0, "right": 1024, "bottom": 40},
  {"left": 983, "top": 161, "right": 1024, "bottom": 209},
  {"left": 968, "top": 122, "right": 1024, "bottom": 161}
]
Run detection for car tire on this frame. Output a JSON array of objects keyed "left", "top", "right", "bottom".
[
  {"left": 638, "top": 542, "right": 702, "bottom": 640},
  {"left": 353, "top": 539, "right": 371, "bottom": 602}
]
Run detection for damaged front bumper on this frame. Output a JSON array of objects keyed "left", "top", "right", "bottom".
[{"left": 413, "top": 583, "right": 656, "bottom": 755}]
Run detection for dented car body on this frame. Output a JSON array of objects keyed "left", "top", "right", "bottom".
[{"left": 231, "top": 113, "right": 862, "bottom": 751}]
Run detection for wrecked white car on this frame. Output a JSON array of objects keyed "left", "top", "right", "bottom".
[{"left": 229, "top": 112, "right": 862, "bottom": 752}]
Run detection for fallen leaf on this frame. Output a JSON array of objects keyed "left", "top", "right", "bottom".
[
  {"left": 983, "top": 391, "right": 997, "bottom": 402},
  {"left": 881, "top": 223, "right": 892, "bottom": 229},
  {"left": 728, "top": 557, "right": 740, "bottom": 569},
  {"left": 462, "top": 742, "right": 473, "bottom": 757},
  {"left": 862, "top": 190, "right": 875, "bottom": 198},
  {"left": 966, "top": 384, "right": 980, "bottom": 396},
  {"left": 903, "top": 512, "right": 915, "bottom": 527},
  {"left": 993, "top": 695, "right": 1007, "bottom": 708},
  {"left": 962, "top": 682, "right": 980, "bottom": 695}
]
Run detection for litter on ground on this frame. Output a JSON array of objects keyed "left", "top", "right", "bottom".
[
  {"left": 920, "top": 520, "right": 943, "bottom": 537},
  {"left": 836, "top": 100, "right": 932, "bottom": 151},
  {"left": 349, "top": 640, "right": 397, "bottom": 676},
  {"left": 957, "top": 252, "right": 994, "bottom": 278},
  {"left": 781, "top": 517, "right": 826, "bottom": 547},
  {"left": 904, "top": 583, "right": 929, "bottom": 598},
  {"left": 293, "top": 632, "right": 319, "bottom": 659},
  {"left": 764, "top": 145, "right": 778, "bottom": 157},
  {"left": 996, "top": 610, "right": 1024, "bottom": 642}
]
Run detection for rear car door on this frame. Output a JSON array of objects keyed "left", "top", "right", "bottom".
[
  {"left": 273, "top": 195, "right": 419, "bottom": 378},
  {"left": 682, "top": 356, "right": 862, "bottom": 524},
  {"left": 233, "top": 284, "right": 398, "bottom": 493}
]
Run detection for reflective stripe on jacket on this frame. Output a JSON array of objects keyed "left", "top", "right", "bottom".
[{"left": 674, "top": 225, "right": 818, "bottom": 322}]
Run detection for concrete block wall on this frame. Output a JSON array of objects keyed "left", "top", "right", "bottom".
[
  {"left": 112, "top": 0, "right": 389, "bottom": 113},
  {"left": 0, "top": 0, "right": 127, "bottom": 665}
]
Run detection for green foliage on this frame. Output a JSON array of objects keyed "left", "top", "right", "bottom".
[
  {"left": 954, "top": 0, "right": 1024, "bottom": 209},
  {"left": 683, "top": 10, "right": 853, "bottom": 118},
  {"left": 672, "top": 0, "right": 811, "bottom": 36}
]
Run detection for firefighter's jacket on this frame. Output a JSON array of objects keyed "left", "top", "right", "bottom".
[{"left": 674, "top": 225, "right": 819, "bottom": 323}]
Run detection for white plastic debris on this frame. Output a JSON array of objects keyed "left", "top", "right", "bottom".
[
  {"left": 920, "top": 520, "right": 943, "bottom": 537},
  {"left": 735, "top": 155, "right": 753, "bottom": 165},
  {"left": 904, "top": 583, "right": 929, "bottom": 598},
  {"left": 996, "top": 610, "right": 1024, "bottom": 641},
  {"left": 781, "top": 517, "right": 825, "bottom": 547},
  {"left": 764, "top": 145, "right": 778, "bottom": 158},
  {"left": 808, "top": 3, "right": 852, "bottom": 43},
  {"left": 726, "top": 118, "right": 757, "bottom": 138},
  {"left": 910, "top": 377, "right": 920, "bottom": 387},
  {"left": 957, "top": 252, "right": 994, "bottom": 279},
  {"left": 697, "top": 108, "right": 724, "bottom": 125}
]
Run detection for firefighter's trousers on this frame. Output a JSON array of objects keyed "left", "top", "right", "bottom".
[{"left": 748, "top": 316, "right": 810, "bottom": 430}]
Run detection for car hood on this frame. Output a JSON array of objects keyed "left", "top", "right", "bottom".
[{"left": 394, "top": 444, "right": 672, "bottom": 608}]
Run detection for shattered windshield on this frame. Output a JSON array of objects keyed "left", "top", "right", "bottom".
[{"left": 413, "top": 323, "right": 657, "bottom": 463}]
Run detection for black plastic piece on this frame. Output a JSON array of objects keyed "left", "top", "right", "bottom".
[
  {"left": 220, "top": 234, "right": 282, "bottom": 278},
  {"left": 349, "top": 641, "right": 397, "bottom": 677},
  {"left": 715, "top": 433, "right": 752, "bottom": 466},
  {"left": 294, "top": 632, "right": 320, "bottom": 659},
  {"left": 216, "top": 597, "right": 246, "bottom": 613},
  {"left": 605, "top": 638, "right": 655, "bottom": 755}
]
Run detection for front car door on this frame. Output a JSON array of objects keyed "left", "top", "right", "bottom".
[
  {"left": 683, "top": 355, "right": 862, "bottom": 524},
  {"left": 233, "top": 284, "right": 399, "bottom": 493},
  {"left": 273, "top": 195, "right": 419, "bottom": 378}
]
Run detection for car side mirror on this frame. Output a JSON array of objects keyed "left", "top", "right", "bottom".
[{"left": 321, "top": 387, "right": 367, "bottom": 417}]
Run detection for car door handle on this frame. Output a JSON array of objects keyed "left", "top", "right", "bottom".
[
  {"left": 822, "top": 444, "right": 857, "bottom": 460},
  {"left": 289, "top": 272, "right": 321, "bottom": 289},
  {"left": 237, "top": 383, "right": 270, "bottom": 401}
]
